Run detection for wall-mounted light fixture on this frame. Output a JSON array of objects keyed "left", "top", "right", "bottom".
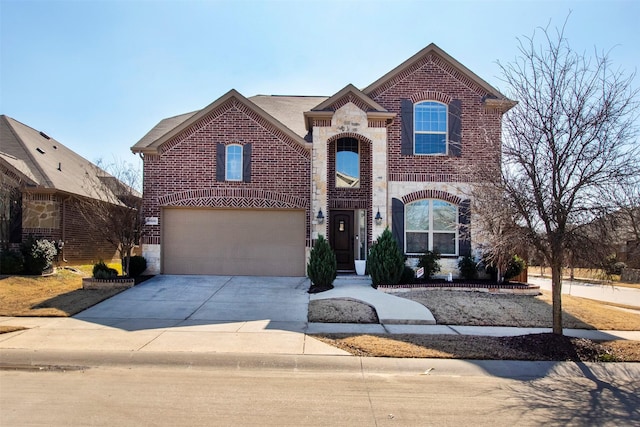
[
  {"left": 375, "top": 209, "right": 383, "bottom": 225},
  {"left": 316, "top": 209, "right": 325, "bottom": 224}
]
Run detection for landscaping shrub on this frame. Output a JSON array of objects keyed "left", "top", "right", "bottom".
[
  {"left": 307, "top": 235, "right": 337, "bottom": 292},
  {"left": 127, "top": 255, "right": 147, "bottom": 277},
  {"left": 458, "top": 255, "right": 478, "bottom": 280},
  {"left": 367, "top": 228, "right": 404, "bottom": 288},
  {"left": 21, "top": 236, "right": 57, "bottom": 275},
  {"left": 504, "top": 255, "right": 526, "bottom": 281},
  {"left": 601, "top": 254, "right": 627, "bottom": 276},
  {"left": 0, "top": 250, "right": 24, "bottom": 274},
  {"left": 400, "top": 265, "right": 415, "bottom": 284},
  {"left": 417, "top": 250, "right": 441, "bottom": 280},
  {"left": 93, "top": 260, "right": 118, "bottom": 279}
]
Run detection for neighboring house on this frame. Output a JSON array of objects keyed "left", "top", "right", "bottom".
[
  {"left": 0, "top": 115, "right": 138, "bottom": 264},
  {"left": 132, "top": 43, "right": 515, "bottom": 277}
]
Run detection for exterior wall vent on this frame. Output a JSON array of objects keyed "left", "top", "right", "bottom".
[
  {"left": 36, "top": 147, "right": 45, "bottom": 154},
  {"left": 39, "top": 131, "right": 51, "bottom": 140}
]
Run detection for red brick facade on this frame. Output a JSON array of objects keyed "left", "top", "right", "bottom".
[
  {"left": 141, "top": 99, "right": 311, "bottom": 246},
  {"left": 368, "top": 53, "right": 503, "bottom": 183}
]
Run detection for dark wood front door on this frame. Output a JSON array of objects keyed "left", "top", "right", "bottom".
[{"left": 330, "top": 210, "right": 354, "bottom": 271}]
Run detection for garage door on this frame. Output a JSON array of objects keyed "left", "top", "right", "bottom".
[{"left": 162, "top": 208, "right": 306, "bottom": 276}]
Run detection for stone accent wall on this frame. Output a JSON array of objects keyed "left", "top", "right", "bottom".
[
  {"left": 311, "top": 102, "right": 389, "bottom": 246},
  {"left": 20, "top": 194, "right": 120, "bottom": 264},
  {"left": 23, "top": 194, "right": 60, "bottom": 229}
]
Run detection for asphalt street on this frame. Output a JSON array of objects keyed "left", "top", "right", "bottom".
[
  {"left": 528, "top": 276, "right": 640, "bottom": 308},
  {"left": 2, "top": 352, "right": 639, "bottom": 426}
]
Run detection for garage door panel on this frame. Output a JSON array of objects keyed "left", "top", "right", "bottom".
[{"left": 162, "top": 208, "right": 305, "bottom": 276}]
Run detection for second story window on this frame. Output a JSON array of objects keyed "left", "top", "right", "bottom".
[
  {"left": 225, "top": 144, "right": 243, "bottom": 181},
  {"left": 336, "top": 137, "right": 360, "bottom": 188},
  {"left": 414, "top": 101, "right": 447, "bottom": 155}
]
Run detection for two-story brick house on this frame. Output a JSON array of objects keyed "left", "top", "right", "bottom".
[{"left": 132, "top": 44, "right": 515, "bottom": 277}]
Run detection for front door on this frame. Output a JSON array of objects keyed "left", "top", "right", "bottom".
[{"left": 330, "top": 210, "right": 354, "bottom": 271}]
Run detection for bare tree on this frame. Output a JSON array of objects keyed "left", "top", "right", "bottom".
[
  {"left": 474, "top": 18, "right": 639, "bottom": 335},
  {"left": 77, "top": 158, "right": 143, "bottom": 276}
]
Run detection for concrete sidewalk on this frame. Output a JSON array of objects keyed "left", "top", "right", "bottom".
[{"left": 0, "top": 274, "right": 639, "bottom": 357}]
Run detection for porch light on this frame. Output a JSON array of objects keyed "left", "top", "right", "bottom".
[
  {"left": 375, "top": 209, "right": 383, "bottom": 225},
  {"left": 316, "top": 209, "right": 325, "bottom": 224}
]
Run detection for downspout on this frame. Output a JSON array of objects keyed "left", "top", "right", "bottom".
[{"left": 60, "top": 195, "right": 70, "bottom": 262}]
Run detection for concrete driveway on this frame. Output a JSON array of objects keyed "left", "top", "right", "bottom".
[{"left": 75, "top": 275, "right": 311, "bottom": 332}]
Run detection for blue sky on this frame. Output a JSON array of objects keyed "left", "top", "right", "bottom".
[{"left": 1, "top": 0, "right": 638, "bottom": 169}]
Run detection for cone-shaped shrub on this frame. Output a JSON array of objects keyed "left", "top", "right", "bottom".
[
  {"left": 367, "top": 227, "right": 405, "bottom": 288},
  {"left": 307, "top": 235, "right": 337, "bottom": 293}
]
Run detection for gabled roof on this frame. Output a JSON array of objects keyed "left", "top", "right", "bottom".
[
  {"left": 311, "top": 84, "right": 388, "bottom": 112},
  {"left": 363, "top": 43, "right": 515, "bottom": 108},
  {"left": 249, "top": 95, "right": 328, "bottom": 138},
  {"left": 131, "top": 90, "right": 312, "bottom": 154},
  {"left": 304, "top": 84, "right": 396, "bottom": 131},
  {"left": 0, "top": 115, "right": 130, "bottom": 202}
]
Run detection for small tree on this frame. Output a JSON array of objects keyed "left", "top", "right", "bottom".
[
  {"left": 457, "top": 255, "right": 478, "bottom": 281},
  {"left": 367, "top": 228, "right": 404, "bottom": 288},
  {"left": 417, "top": 250, "right": 441, "bottom": 280},
  {"left": 307, "top": 235, "right": 337, "bottom": 293},
  {"left": 503, "top": 255, "right": 526, "bottom": 282},
  {"left": 474, "top": 16, "right": 639, "bottom": 334},
  {"left": 77, "top": 158, "right": 143, "bottom": 277}
]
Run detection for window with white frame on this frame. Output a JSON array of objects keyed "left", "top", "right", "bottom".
[
  {"left": 225, "top": 144, "right": 242, "bottom": 181},
  {"left": 414, "top": 101, "right": 447, "bottom": 155},
  {"left": 405, "top": 199, "right": 457, "bottom": 255}
]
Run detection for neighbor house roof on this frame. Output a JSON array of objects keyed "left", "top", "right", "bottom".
[{"left": 0, "top": 115, "right": 129, "bottom": 203}]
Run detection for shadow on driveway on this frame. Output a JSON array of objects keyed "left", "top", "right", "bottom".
[{"left": 73, "top": 275, "right": 311, "bottom": 332}]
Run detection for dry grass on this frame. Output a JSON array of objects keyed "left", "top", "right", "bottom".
[
  {"left": 311, "top": 289, "right": 640, "bottom": 361},
  {"left": 396, "top": 289, "right": 640, "bottom": 330},
  {"left": 0, "top": 263, "right": 125, "bottom": 317},
  {"left": 313, "top": 333, "right": 638, "bottom": 362}
]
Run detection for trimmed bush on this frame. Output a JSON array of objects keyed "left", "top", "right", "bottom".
[
  {"left": 367, "top": 228, "right": 405, "bottom": 288},
  {"left": 417, "top": 250, "right": 441, "bottom": 279},
  {"left": 400, "top": 265, "right": 415, "bottom": 284},
  {"left": 457, "top": 255, "right": 478, "bottom": 280},
  {"left": 504, "top": 255, "right": 526, "bottom": 281},
  {"left": 602, "top": 254, "right": 627, "bottom": 276},
  {"left": 307, "top": 235, "right": 337, "bottom": 292},
  {"left": 127, "top": 255, "right": 147, "bottom": 277},
  {"left": 0, "top": 250, "right": 24, "bottom": 274},
  {"left": 21, "top": 236, "right": 57, "bottom": 275},
  {"left": 93, "top": 261, "right": 118, "bottom": 279}
]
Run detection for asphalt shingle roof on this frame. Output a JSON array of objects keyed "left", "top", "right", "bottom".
[{"left": 0, "top": 115, "right": 124, "bottom": 202}]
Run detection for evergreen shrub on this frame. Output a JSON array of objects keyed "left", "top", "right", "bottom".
[
  {"left": 367, "top": 228, "right": 404, "bottom": 288},
  {"left": 307, "top": 235, "right": 337, "bottom": 292}
]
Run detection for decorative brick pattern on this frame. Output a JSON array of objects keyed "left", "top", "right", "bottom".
[
  {"left": 410, "top": 91, "right": 452, "bottom": 104},
  {"left": 401, "top": 189, "right": 462, "bottom": 205},
  {"left": 320, "top": 93, "right": 375, "bottom": 113},
  {"left": 158, "top": 188, "right": 308, "bottom": 209},
  {"left": 141, "top": 98, "right": 312, "bottom": 247}
]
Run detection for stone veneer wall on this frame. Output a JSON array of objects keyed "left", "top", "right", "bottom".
[
  {"left": 311, "top": 102, "right": 389, "bottom": 248},
  {"left": 21, "top": 193, "right": 120, "bottom": 265}
]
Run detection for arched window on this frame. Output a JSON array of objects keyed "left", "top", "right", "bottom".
[
  {"left": 414, "top": 101, "right": 447, "bottom": 155},
  {"left": 405, "top": 199, "right": 457, "bottom": 255},
  {"left": 225, "top": 144, "right": 243, "bottom": 181},
  {"left": 335, "top": 137, "right": 359, "bottom": 188}
]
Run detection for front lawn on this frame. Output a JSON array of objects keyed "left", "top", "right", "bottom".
[{"left": 0, "top": 264, "right": 128, "bottom": 317}]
